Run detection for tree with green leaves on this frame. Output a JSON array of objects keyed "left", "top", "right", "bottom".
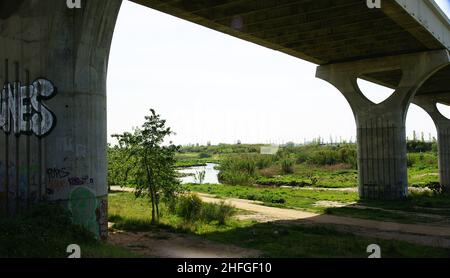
[{"left": 112, "top": 109, "right": 181, "bottom": 224}]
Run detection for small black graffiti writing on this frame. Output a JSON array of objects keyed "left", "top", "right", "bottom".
[
  {"left": 47, "top": 168, "right": 70, "bottom": 179},
  {"left": 68, "top": 176, "right": 94, "bottom": 186}
]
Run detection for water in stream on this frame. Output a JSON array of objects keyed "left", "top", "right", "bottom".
[{"left": 177, "top": 163, "right": 220, "bottom": 184}]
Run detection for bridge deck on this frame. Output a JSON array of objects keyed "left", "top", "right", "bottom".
[{"left": 132, "top": 0, "right": 450, "bottom": 96}]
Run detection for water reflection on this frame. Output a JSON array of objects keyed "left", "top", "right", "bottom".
[{"left": 177, "top": 163, "right": 220, "bottom": 184}]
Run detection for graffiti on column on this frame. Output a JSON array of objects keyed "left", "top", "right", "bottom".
[
  {"left": 68, "top": 187, "right": 99, "bottom": 237},
  {"left": 0, "top": 71, "right": 57, "bottom": 137},
  {"left": 68, "top": 186, "right": 107, "bottom": 239},
  {"left": 96, "top": 198, "right": 108, "bottom": 240},
  {"left": 46, "top": 167, "right": 95, "bottom": 196}
]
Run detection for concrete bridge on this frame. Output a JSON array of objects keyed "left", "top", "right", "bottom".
[{"left": 0, "top": 0, "right": 449, "bottom": 238}]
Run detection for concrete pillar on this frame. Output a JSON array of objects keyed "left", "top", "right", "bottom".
[
  {"left": 316, "top": 51, "right": 450, "bottom": 200},
  {"left": 414, "top": 94, "right": 450, "bottom": 192},
  {"left": 0, "top": 0, "right": 122, "bottom": 239}
]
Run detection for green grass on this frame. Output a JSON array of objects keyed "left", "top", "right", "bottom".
[
  {"left": 357, "top": 191, "right": 450, "bottom": 215},
  {"left": 185, "top": 183, "right": 450, "bottom": 225},
  {"left": 325, "top": 207, "right": 443, "bottom": 224},
  {"left": 256, "top": 164, "right": 358, "bottom": 188},
  {"left": 108, "top": 192, "right": 450, "bottom": 258},
  {"left": 0, "top": 204, "right": 138, "bottom": 258},
  {"left": 175, "top": 152, "right": 220, "bottom": 167},
  {"left": 203, "top": 222, "right": 450, "bottom": 258},
  {"left": 407, "top": 152, "right": 439, "bottom": 187},
  {"left": 109, "top": 192, "right": 241, "bottom": 235},
  {"left": 185, "top": 183, "right": 358, "bottom": 213}
]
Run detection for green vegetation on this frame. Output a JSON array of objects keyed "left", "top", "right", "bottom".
[
  {"left": 108, "top": 192, "right": 450, "bottom": 258},
  {"left": 185, "top": 184, "right": 450, "bottom": 225},
  {"left": 105, "top": 136, "right": 449, "bottom": 257},
  {"left": 186, "top": 184, "right": 358, "bottom": 213},
  {"left": 174, "top": 152, "right": 220, "bottom": 168},
  {"left": 0, "top": 204, "right": 138, "bottom": 258},
  {"left": 408, "top": 152, "right": 439, "bottom": 187},
  {"left": 109, "top": 137, "right": 441, "bottom": 190},
  {"left": 203, "top": 222, "right": 450, "bottom": 258},
  {"left": 109, "top": 192, "right": 237, "bottom": 234},
  {"left": 112, "top": 109, "right": 181, "bottom": 224}
]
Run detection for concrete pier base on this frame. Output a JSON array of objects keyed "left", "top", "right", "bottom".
[
  {"left": 0, "top": 0, "right": 122, "bottom": 239},
  {"left": 317, "top": 51, "right": 450, "bottom": 199},
  {"left": 414, "top": 94, "right": 450, "bottom": 192}
]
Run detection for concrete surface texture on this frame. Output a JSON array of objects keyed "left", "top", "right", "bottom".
[
  {"left": 414, "top": 93, "right": 450, "bottom": 191},
  {"left": 0, "top": 0, "right": 122, "bottom": 239},
  {"left": 316, "top": 50, "right": 450, "bottom": 199}
]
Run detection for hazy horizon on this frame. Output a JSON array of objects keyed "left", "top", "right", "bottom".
[{"left": 107, "top": 0, "right": 450, "bottom": 146}]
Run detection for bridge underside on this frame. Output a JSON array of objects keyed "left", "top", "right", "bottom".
[{"left": 131, "top": 0, "right": 450, "bottom": 92}]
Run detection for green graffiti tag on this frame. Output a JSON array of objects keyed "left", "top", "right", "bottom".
[{"left": 68, "top": 187, "right": 99, "bottom": 237}]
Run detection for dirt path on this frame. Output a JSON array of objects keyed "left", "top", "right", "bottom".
[
  {"left": 108, "top": 228, "right": 261, "bottom": 258},
  {"left": 110, "top": 186, "right": 450, "bottom": 249},
  {"left": 198, "top": 193, "right": 450, "bottom": 235}
]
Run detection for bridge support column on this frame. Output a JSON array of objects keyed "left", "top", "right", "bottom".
[
  {"left": 0, "top": 0, "right": 122, "bottom": 238},
  {"left": 414, "top": 94, "right": 450, "bottom": 192},
  {"left": 316, "top": 51, "right": 450, "bottom": 200}
]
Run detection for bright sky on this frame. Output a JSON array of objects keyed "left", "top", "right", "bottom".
[{"left": 107, "top": 0, "right": 450, "bottom": 146}]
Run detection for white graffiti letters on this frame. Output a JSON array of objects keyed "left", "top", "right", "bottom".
[
  {"left": 0, "top": 79, "right": 57, "bottom": 137},
  {"left": 367, "top": 0, "right": 381, "bottom": 9}
]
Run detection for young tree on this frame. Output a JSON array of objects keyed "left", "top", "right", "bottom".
[{"left": 113, "top": 109, "right": 181, "bottom": 224}]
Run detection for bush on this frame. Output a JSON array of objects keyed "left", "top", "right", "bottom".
[
  {"left": 176, "top": 194, "right": 235, "bottom": 225},
  {"left": 198, "top": 152, "right": 211, "bottom": 159},
  {"left": 407, "top": 140, "right": 432, "bottom": 153},
  {"left": 201, "top": 201, "right": 235, "bottom": 225},
  {"left": 256, "top": 156, "right": 275, "bottom": 169},
  {"left": 428, "top": 182, "right": 446, "bottom": 195},
  {"left": 270, "top": 197, "right": 286, "bottom": 204},
  {"left": 176, "top": 193, "right": 203, "bottom": 221},
  {"left": 295, "top": 152, "right": 308, "bottom": 164},
  {"left": 218, "top": 155, "right": 257, "bottom": 185},
  {"left": 308, "top": 150, "right": 338, "bottom": 166},
  {"left": 281, "top": 158, "right": 294, "bottom": 174},
  {"left": 407, "top": 154, "right": 415, "bottom": 167},
  {"left": 218, "top": 171, "right": 255, "bottom": 186}
]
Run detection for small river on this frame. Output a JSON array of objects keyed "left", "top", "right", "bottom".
[{"left": 177, "top": 163, "right": 220, "bottom": 184}]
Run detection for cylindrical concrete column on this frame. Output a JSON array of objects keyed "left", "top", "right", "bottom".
[
  {"left": 437, "top": 124, "right": 450, "bottom": 191},
  {"left": 0, "top": 0, "right": 122, "bottom": 239},
  {"left": 414, "top": 95, "right": 450, "bottom": 192},
  {"left": 356, "top": 116, "right": 408, "bottom": 199},
  {"left": 316, "top": 50, "right": 450, "bottom": 200}
]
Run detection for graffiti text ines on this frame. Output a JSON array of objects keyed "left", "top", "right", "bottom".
[{"left": 0, "top": 79, "right": 57, "bottom": 137}]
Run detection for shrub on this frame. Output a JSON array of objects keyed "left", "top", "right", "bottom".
[
  {"left": 407, "top": 154, "right": 416, "bottom": 167},
  {"left": 218, "top": 171, "right": 255, "bottom": 186},
  {"left": 198, "top": 152, "right": 211, "bottom": 159},
  {"left": 176, "top": 193, "right": 203, "bottom": 221},
  {"left": 256, "top": 156, "right": 275, "bottom": 169},
  {"left": 175, "top": 194, "right": 235, "bottom": 225},
  {"left": 428, "top": 182, "right": 446, "bottom": 195},
  {"left": 218, "top": 155, "right": 257, "bottom": 185},
  {"left": 271, "top": 197, "right": 286, "bottom": 204},
  {"left": 295, "top": 152, "right": 308, "bottom": 164},
  {"left": 201, "top": 201, "right": 235, "bottom": 225},
  {"left": 407, "top": 140, "right": 432, "bottom": 153},
  {"left": 281, "top": 158, "right": 294, "bottom": 174}
]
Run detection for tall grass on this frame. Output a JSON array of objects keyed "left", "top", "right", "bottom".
[
  {"left": 218, "top": 154, "right": 258, "bottom": 185},
  {"left": 158, "top": 193, "right": 236, "bottom": 225},
  {"left": 280, "top": 157, "right": 294, "bottom": 174}
]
